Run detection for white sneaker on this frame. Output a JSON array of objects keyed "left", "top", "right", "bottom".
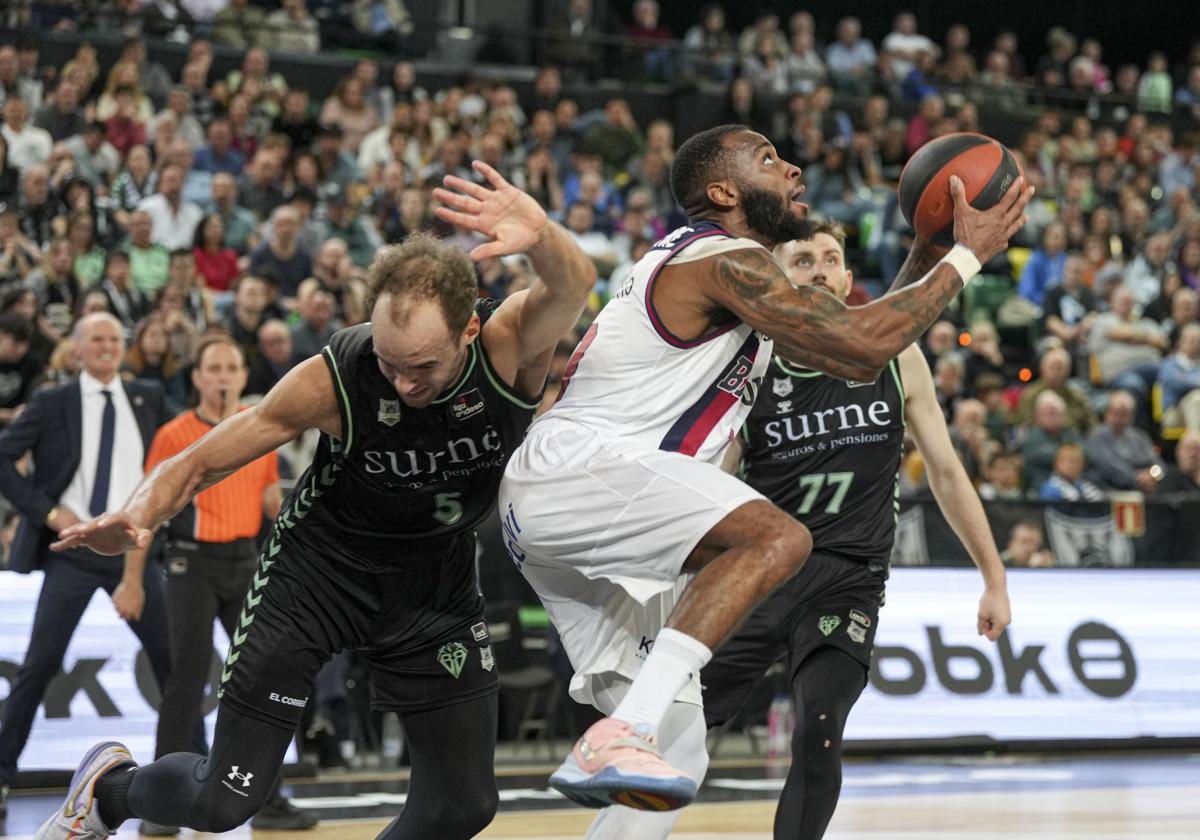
[{"left": 34, "top": 742, "right": 136, "bottom": 840}]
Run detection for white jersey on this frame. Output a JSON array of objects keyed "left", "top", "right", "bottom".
[{"left": 543, "top": 221, "right": 774, "bottom": 464}]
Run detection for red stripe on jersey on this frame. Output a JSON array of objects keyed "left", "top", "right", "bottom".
[
  {"left": 659, "top": 330, "right": 762, "bottom": 456},
  {"left": 676, "top": 388, "right": 739, "bottom": 456},
  {"left": 555, "top": 321, "right": 598, "bottom": 403}
]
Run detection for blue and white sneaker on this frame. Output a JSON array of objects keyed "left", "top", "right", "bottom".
[{"left": 33, "top": 742, "right": 136, "bottom": 840}]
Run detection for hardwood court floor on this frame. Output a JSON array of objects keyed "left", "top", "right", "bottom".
[
  {"left": 3, "top": 754, "right": 1197, "bottom": 839},
  {"left": 293, "top": 783, "right": 1200, "bottom": 839}
]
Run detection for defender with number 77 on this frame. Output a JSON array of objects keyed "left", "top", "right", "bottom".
[{"left": 39, "top": 161, "right": 595, "bottom": 840}]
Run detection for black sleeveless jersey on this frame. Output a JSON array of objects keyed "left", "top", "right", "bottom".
[
  {"left": 742, "top": 356, "right": 907, "bottom": 567},
  {"left": 283, "top": 299, "right": 541, "bottom": 570}
]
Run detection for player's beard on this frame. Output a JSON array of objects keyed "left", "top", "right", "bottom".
[{"left": 741, "top": 186, "right": 816, "bottom": 247}]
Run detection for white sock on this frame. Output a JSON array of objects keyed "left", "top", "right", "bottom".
[{"left": 611, "top": 628, "right": 711, "bottom": 731}]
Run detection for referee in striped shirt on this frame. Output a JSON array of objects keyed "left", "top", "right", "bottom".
[{"left": 122, "top": 334, "right": 312, "bottom": 834}]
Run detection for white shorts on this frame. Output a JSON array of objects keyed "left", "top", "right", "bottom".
[{"left": 498, "top": 418, "right": 764, "bottom": 708}]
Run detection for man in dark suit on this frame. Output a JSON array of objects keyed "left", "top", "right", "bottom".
[{"left": 0, "top": 313, "right": 173, "bottom": 812}]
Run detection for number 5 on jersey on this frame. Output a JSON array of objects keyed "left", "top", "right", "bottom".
[
  {"left": 795, "top": 471, "right": 854, "bottom": 516},
  {"left": 434, "top": 492, "right": 464, "bottom": 525}
]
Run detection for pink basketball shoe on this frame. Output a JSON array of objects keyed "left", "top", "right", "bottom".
[{"left": 549, "top": 717, "right": 698, "bottom": 811}]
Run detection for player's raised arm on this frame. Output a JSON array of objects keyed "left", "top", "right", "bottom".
[
  {"left": 434, "top": 161, "right": 595, "bottom": 394},
  {"left": 52, "top": 357, "right": 341, "bottom": 555},
  {"left": 704, "top": 175, "right": 1030, "bottom": 382}
]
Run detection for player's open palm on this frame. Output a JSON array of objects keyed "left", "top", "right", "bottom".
[
  {"left": 51, "top": 511, "right": 153, "bottom": 556},
  {"left": 434, "top": 160, "right": 548, "bottom": 261},
  {"left": 950, "top": 174, "right": 1034, "bottom": 264}
]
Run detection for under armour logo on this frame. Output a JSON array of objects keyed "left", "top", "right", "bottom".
[{"left": 227, "top": 766, "right": 254, "bottom": 787}]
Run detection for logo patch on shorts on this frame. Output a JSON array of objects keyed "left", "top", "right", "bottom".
[
  {"left": 471, "top": 621, "right": 489, "bottom": 641},
  {"left": 480, "top": 645, "right": 494, "bottom": 672},
  {"left": 377, "top": 398, "right": 401, "bottom": 426},
  {"left": 818, "top": 615, "right": 841, "bottom": 636},
  {"left": 847, "top": 622, "right": 867, "bottom": 644},
  {"left": 849, "top": 609, "right": 871, "bottom": 628},
  {"left": 437, "top": 642, "right": 468, "bottom": 678},
  {"left": 167, "top": 557, "right": 188, "bottom": 575},
  {"left": 451, "top": 388, "right": 485, "bottom": 421}
]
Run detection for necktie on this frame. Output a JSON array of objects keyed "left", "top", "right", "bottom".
[{"left": 89, "top": 390, "right": 115, "bottom": 517}]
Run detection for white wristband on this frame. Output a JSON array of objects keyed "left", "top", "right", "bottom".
[{"left": 940, "top": 244, "right": 982, "bottom": 284}]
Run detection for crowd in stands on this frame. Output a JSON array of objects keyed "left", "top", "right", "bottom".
[{"left": 0, "top": 3, "right": 1198, "bottom": 570}]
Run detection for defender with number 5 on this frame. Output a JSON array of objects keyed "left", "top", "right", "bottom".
[{"left": 39, "top": 162, "right": 595, "bottom": 840}]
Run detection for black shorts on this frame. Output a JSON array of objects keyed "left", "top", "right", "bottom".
[
  {"left": 702, "top": 552, "right": 887, "bottom": 728},
  {"left": 217, "top": 526, "right": 497, "bottom": 728}
]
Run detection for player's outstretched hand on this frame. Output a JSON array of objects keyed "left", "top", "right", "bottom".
[
  {"left": 51, "top": 511, "right": 152, "bottom": 556},
  {"left": 977, "top": 585, "right": 1012, "bottom": 642},
  {"left": 950, "top": 174, "right": 1034, "bottom": 265},
  {"left": 433, "top": 160, "right": 549, "bottom": 261}
]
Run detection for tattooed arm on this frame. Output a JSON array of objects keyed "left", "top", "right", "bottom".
[
  {"left": 704, "top": 175, "right": 1033, "bottom": 381},
  {"left": 888, "top": 237, "right": 949, "bottom": 293},
  {"left": 705, "top": 248, "right": 965, "bottom": 381}
]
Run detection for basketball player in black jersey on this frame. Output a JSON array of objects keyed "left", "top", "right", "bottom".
[
  {"left": 621, "top": 222, "right": 1012, "bottom": 840},
  {"left": 707, "top": 223, "right": 1011, "bottom": 839},
  {"left": 40, "top": 161, "right": 595, "bottom": 840}
]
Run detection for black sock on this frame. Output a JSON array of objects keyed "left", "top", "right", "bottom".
[{"left": 95, "top": 765, "right": 138, "bottom": 828}]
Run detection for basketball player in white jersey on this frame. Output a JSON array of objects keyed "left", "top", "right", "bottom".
[
  {"left": 499, "top": 124, "right": 1033, "bottom": 812},
  {"left": 614, "top": 222, "right": 1012, "bottom": 840}
]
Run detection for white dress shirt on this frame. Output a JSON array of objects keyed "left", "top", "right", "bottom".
[
  {"left": 58, "top": 373, "right": 146, "bottom": 519},
  {"left": 180, "top": 0, "right": 228, "bottom": 22},
  {"left": 1, "top": 123, "right": 53, "bottom": 172},
  {"left": 137, "top": 193, "right": 204, "bottom": 251}
]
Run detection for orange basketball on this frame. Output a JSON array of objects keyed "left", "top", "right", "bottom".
[{"left": 897, "top": 133, "right": 1024, "bottom": 247}]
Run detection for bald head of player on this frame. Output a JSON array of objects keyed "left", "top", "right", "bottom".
[
  {"left": 670, "top": 124, "right": 815, "bottom": 247},
  {"left": 774, "top": 221, "right": 853, "bottom": 301},
  {"left": 365, "top": 233, "right": 481, "bottom": 408}
]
